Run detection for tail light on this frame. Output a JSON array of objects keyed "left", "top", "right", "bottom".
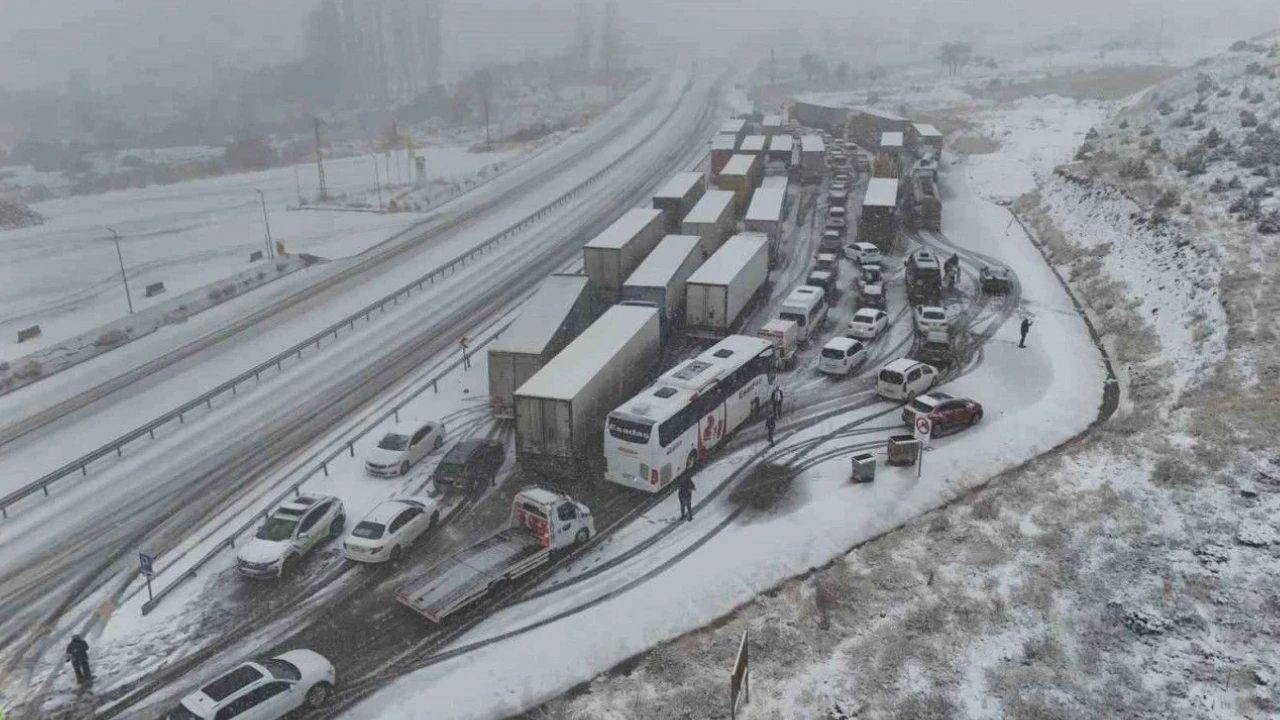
[{"left": 650, "top": 469, "right": 659, "bottom": 485}]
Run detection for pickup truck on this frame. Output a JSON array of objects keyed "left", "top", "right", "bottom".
[{"left": 395, "top": 488, "right": 593, "bottom": 623}]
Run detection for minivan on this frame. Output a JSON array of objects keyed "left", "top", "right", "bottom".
[
  {"left": 876, "top": 359, "right": 939, "bottom": 401},
  {"left": 431, "top": 439, "right": 506, "bottom": 495},
  {"left": 778, "top": 286, "right": 829, "bottom": 344},
  {"left": 818, "top": 337, "right": 868, "bottom": 376}
]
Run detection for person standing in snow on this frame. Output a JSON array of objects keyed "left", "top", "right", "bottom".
[
  {"left": 66, "top": 635, "right": 92, "bottom": 686},
  {"left": 765, "top": 411, "right": 777, "bottom": 446},
  {"left": 770, "top": 385, "right": 784, "bottom": 417},
  {"left": 677, "top": 475, "right": 696, "bottom": 522},
  {"left": 1019, "top": 318, "right": 1032, "bottom": 348}
]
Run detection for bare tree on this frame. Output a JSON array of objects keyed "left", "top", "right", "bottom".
[
  {"left": 800, "top": 53, "right": 827, "bottom": 83},
  {"left": 938, "top": 41, "right": 973, "bottom": 77},
  {"left": 572, "top": 3, "right": 594, "bottom": 78}
]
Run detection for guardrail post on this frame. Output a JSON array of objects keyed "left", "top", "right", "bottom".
[
  {"left": 433, "top": 379, "right": 438, "bottom": 393},
  {"left": 43, "top": 485, "right": 49, "bottom": 496},
  {"left": 322, "top": 462, "right": 329, "bottom": 477},
  {"left": 82, "top": 466, "right": 87, "bottom": 476},
  {"left": 394, "top": 409, "right": 400, "bottom": 422},
  {"left": 231, "top": 384, "right": 237, "bottom": 397},
  {"left": 180, "top": 413, "right": 185, "bottom": 424},
  {"left": 150, "top": 429, "right": 155, "bottom": 440},
  {"left": 349, "top": 443, "right": 354, "bottom": 457},
  {"left": 294, "top": 485, "right": 302, "bottom": 496},
  {"left": 117, "top": 446, "right": 122, "bottom": 457},
  {"left": 255, "top": 371, "right": 260, "bottom": 383}
]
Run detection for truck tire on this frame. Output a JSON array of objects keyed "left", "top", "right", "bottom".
[{"left": 575, "top": 528, "right": 590, "bottom": 546}]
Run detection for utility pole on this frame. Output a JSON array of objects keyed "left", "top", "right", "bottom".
[
  {"left": 1157, "top": 17, "right": 1166, "bottom": 60},
  {"left": 371, "top": 155, "right": 383, "bottom": 209},
  {"left": 106, "top": 227, "right": 134, "bottom": 314},
  {"left": 770, "top": 47, "right": 775, "bottom": 85},
  {"left": 255, "top": 189, "right": 274, "bottom": 259},
  {"left": 294, "top": 166, "right": 303, "bottom": 205},
  {"left": 313, "top": 117, "right": 328, "bottom": 201}
]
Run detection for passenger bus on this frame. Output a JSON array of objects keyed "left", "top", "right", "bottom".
[{"left": 603, "top": 335, "right": 776, "bottom": 492}]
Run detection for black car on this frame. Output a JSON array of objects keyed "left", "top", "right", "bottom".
[{"left": 432, "top": 439, "right": 505, "bottom": 495}]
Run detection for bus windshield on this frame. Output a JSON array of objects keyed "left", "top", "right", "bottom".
[{"left": 607, "top": 416, "right": 653, "bottom": 444}]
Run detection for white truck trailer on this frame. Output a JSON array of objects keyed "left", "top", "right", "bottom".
[
  {"left": 680, "top": 189, "right": 736, "bottom": 257},
  {"left": 800, "top": 134, "right": 826, "bottom": 183},
  {"left": 739, "top": 135, "right": 767, "bottom": 157},
  {"left": 716, "top": 154, "right": 761, "bottom": 217},
  {"left": 395, "top": 488, "right": 594, "bottom": 623},
  {"left": 652, "top": 171, "right": 706, "bottom": 232},
  {"left": 684, "top": 234, "right": 770, "bottom": 338},
  {"left": 514, "top": 304, "right": 662, "bottom": 471},
  {"left": 769, "top": 134, "right": 794, "bottom": 166},
  {"left": 488, "top": 273, "right": 601, "bottom": 419},
  {"left": 621, "top": 234, "right": 704, "bottom": 330},
  {"left": 582, "top": 208, "right": 666, "bottom": 297},
  {"left": 761, "top": 115, "right": 783, "bottom": 138},
  {"left": 744, "top": 186, "right": 786, "bottom": 268}
]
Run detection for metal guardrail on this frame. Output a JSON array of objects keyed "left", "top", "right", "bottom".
[
  {"left": 0, "top": 95, "right": 669, "bottom": 520},
  {"left": 138, "top": 323, "right": 511, "bottom": 615}
]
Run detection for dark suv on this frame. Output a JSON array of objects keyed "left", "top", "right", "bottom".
[{"left": 431, "top": 439, "right": 506, "bottom": 495}]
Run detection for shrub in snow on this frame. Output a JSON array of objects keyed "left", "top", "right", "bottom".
[
  {"left": 1122, "top": 605, "right": 1171, "bottom": 635},
  {"left": 1119, "top": 157, "right": 1152, "bottom": 179},
  {"left": 1173, "top": 112, "right": 1194, "bottom": 128},
  {"left": 1229, "top": 195, "right": 1261, "bottom": 219},
  {"left": 1139, "top": 124, "right": 1154, "bottom": 136},
  {"left": 1251, "top": 91, "right": 1266, "bottom": 104},
  {"left": 1118, "top": 119, "right": 1129, "bottom": 129},
  {"left": 1157, "top": 100, "right": 1174, "bottom": 116},
  {"left": 1228, "top": 175, "right": 1243, "bottom": 189},
  {"left": 1210, "top": 178, "right": 1228, "bottom": 193},
  {"left": 1151, "top": 456, "right": 1195, "bottom": 485},
  {"left": 1204, "top": 127, "right": 1222, "bottom": 147},
  {"left": 1192, "top": 100, "right": 1208, "bottom": 114},
  {"left": 1218, "top": 87, "right": 1233, "bottom": 98},
  {"left": 1241, "top": 87, "right": 1253, "bottom": 100},
  {"left": 1085, "top": 127, "right": 1099, "bottom": 140},
  {"left": 1193, "top": 118, "right": 1206, "bottom": 131},
  {"left": 1074, "top": 142, "right": 1095, "bottom": 161},
  {"left": 14, "top": 359, "right": 41, "bottom": 379},
  {"left": 1231, "top": 40, "right": 1248, "bottom": 51},
  {"left": 1176, "top": 149, "right": 1208, "bottom": 176},
  {"left": 1246, "top": 62, "right": 1265, "bottom": 75},
  {"left": 94, "top": 329, "right": 128, "bottom": 347},
  {"left": 1258, "top": 210, "right": 1280, "bottom": 234},
  {"left": 1236, "top": 521, "right": 1278, "bottom": 547}
]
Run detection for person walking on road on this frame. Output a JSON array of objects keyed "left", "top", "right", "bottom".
[
  {"left": 677, "top": 476, "right": 696, "bottom": 522},
  {"left": 1018, "top": 318, "right": 1032, "bottom": 348},
  {"left": 66, "top": 635, "right": 92, "bottom": 686},
  {"left": 765, "top": 411, "right": 777, "bottom": 446},
  {"left": 770, "top": 385, "right": 784, "bottom": 417}
]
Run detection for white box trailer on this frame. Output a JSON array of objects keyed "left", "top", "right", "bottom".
[
  {"left": 622, "top": 234, "right": 704, "bottom": 328},
  {"left": 801, "top": 135, "right": 826, "bottom": 183},
  {"left": 761, "top": 175, "right": 790, "bottom": 191},
  {"left": 744, "top": 187, "right": 787, "bottom": 268},
  {"left": 718, "top": 118, "right": 747, "bottom": 144},
  {"left": 739, "top": 135, "right": 767, "bottom": 156},
  {"left": 716, "top": 154, "right": 760, "bottom": 217},
  {"left": 652, "top": 171, "right": 706, "bottom": 232},
  {"left": 681, "top": 190, "right": 736, "bottom": 257},
  {"left": 769, "top": 134, "right": 794, "bottom": 166},
  {"left": 514, "top": 304, "right": 662, "bottom": 471},
  {"left": 582, "top": 208, "right": 666, "bottom": 297},
  {"left": 684, "top": 234, "right": 770, "bottom": 337},
  {"left": 762, "top": 115, "right": 783, "bottom": 137},
  {"left": 488, "top": 273, "right": 601, "bottom": 419}
]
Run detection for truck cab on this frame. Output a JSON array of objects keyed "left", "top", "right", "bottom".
[
  {"left": 515, "top": 487, "right": 595, "bottom": 551},
  {"left": 758, "top": 318, "right": 799, "bottom": 369}
]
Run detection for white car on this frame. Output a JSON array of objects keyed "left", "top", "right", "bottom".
[
  {"left": 165, "top": 649, "right": 336, "bottom": 720},
  {"left": 876, "top": 358, "right": 939, "bottom": 401},
  {"left": 909, "top": 249, "right": 938, "bottom": 268},
  {"left": 914, "top": 305, "right": 950, "bottom": 335},
  {"left": 830, "top": 182, "right": 848, "bottom": 194},
  {"left": 818, "top": 337, "right": 868, "bottom": 376},
  {"left": 237, "top": 495, "right": 345, "bottom": 578},
  {"left": 344, "top": 498, "right": 443, "bottom": 564},
  {"left": 846, "top": 308, "right": 889, "bottom": 340},
  {"left": 365, "top": 420, "right": 446, "bottom": 477},
  {"left": 844, "top": 242, "right": 882, "bottom": 265}
]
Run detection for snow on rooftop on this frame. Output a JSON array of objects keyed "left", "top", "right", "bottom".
[
  {"left": 863, "top": 178, "right": 900, "bottom": 208},
  {"left": 769, "top": 135, "right": 793, "bottom": 152},
  {"left": 719, "top": 154, "right": 757, "bottom": 177},
  {"left": 745, "top": 187, "right": 785, "bottom": 223},
  {"left": 653, "top": 172, "right": 705, "bottom": 201},
  {"left": 488, "top": 274, "right": 590, "bottom": 356},
  {"left": 583, "top": 208, "right": 663, "bottom": 250},
  {"left": 711, "top": 135, "right": 737, "bottom": 151},
  {"left": 687, "top": 234, "right": 768, "bottom": 286},
  {"left": 683, "top": 190, "right": 735, "bottom": 225},
  {"left": 514, "top": 304, "right": 657, "bottom": 401},
  {"left": 801, "top": 135, "right": 825, "bottom": 153},
  {"left": 624, "top": 235, "right": 701, "bottom": 289},
  {"left": 761, "top": 175, "right": 789, "bottom": 190},
  {"left": 719, "top": 118, "right": 746, "bottom": 135},
  {"left": 880, "top": 132, "right": 904, "bottom": 149},
  {"left": 762, "top": 115, "right": 782, "bottom": 127},
  {"left": 912, "top": 123, "right": 943, "bottom": 138},
  {"left": 739, "top": 136, "right": 767, "bottom": 153}
]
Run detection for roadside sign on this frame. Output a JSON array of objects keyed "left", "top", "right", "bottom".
[
  {"left": 914, "top": 416, "right": 932, "bottom": 440},
  {"left": 730, "top": 630, "right": 750, "bottom": 718},
  {"left": 137, "top": 553, "right": 154, "bottom": 577}
]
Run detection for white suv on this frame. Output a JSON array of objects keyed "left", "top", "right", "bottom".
[
  {"left": 237, "top": 495, "right": 345, "bottom": 578},
  {"left": 165, "top": 649, "right": 335, "bottom": 719}
]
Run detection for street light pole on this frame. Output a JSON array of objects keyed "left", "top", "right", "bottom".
[
  {"left": 371, "top": 155, "right": 384, "bottom": 209},
  {"left": 256, "top": 189, "right": 274, "bottom": 258},
  {"left": 106, "top": 227, "right": 134, "bottom": 314}
]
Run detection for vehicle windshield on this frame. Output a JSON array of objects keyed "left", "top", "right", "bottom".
[
  {"left": 910, "top": 398, "right": 936, "bottom": 413},
  {"left": 255, "top": 517, "right": 298, "bottom": 542},
  {"left": 923, "top": 311, "right": 945, "bottom": 320},
  {"left": 779, "top": 311, "right": 806, "bottom": 326},
  {"left": 377, "top": 433, "right": 410, "bottom": 451},
  {"left": 853, "top": 313, "right": 873, "bottom": 324},
  {"left": 259, "top": 658, "right": 302, "bottom": 682},
  {"left": 880, "top": 370, "right": 904, "bottom": 385},
  {"left": 435, "top": 461, "right": 464, "bottom": 478},
  {"left": 607, "top": 416, "right": 653, "bottom": 444},
  {"left": 165, "top": 704, "right": 201, "bottom": 720},
  {"left": 351, "top": 521, "right": 385, "bottom": 540},
  {"left": 821, "top": 347, "right": 846, "bottom": 359}
]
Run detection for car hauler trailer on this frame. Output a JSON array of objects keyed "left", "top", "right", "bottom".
[
  {"left": 395, "top": 488, "right": 594, "bottom": 623},
  {"left": 709, "top": 134, "right": 737, "bottom": 179},
  {"left": 652, "top": 171, "right": 706, "bottom": 232},
  {"left": 681, "top": 189, "right": 736, "bottom": 256},
  {"left": 768, "top": 134, "right": 794, "bottom": 166},
  {"left": 488, "top": 273, "right": 602, "bottom": 419},
  {"left": 859, "top": 177, "right": 901, "bottom": 251},
  {"left": 744, "top": 186, "right": 786, "bottom": 268},
  {"left": 621, "top": 234, "right": 704, "bottom": 332},
  {"left": 800, "top": 135, "right": 826, "bottom": 183},
  {"left": 684, "top": 234, "right": 770, "bottom": 338},
  {"left": 716, "top": 154, "right": 760, "bottom": 217},
  {"left": 582, "top": 208, "right": 666, "bottom": 298},
  {"left": 514, "top": 304, "right": 662, "bottom": 473}
]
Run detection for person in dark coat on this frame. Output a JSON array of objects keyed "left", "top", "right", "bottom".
[
  {"left": 66, "top": 635, "right": 92, "bottom": 686},
  {"left": 770, "top": 386, "right": 784, "bottom": 417},
  {"left": 765, "top": 412, "right": 777, "bottom": 445},
  {"left": 677, "top": 476, "right": 695, "bottom": 522},
  {"left": 1019, "top": 318, "right": 1032, "bottom": 348}
]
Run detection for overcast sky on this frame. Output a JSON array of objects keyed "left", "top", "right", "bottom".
[{"left": 0, "top": 0, "right": 1276, "bottom": 92}]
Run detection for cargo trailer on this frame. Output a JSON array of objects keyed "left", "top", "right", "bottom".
[
  {"left": 514, "top": 304, "right": 662, "bottom": 472},
  {"left": 800, "top": 135, "right": 826, "bottom": 183},
  {"left": 684, "top": 234, "right": 770, "bottom": 338},
  {"left": 761, "top": 175, "right": 790, "bottom": 191},
  {"left": 652, "top": 171, "right": 706, "bottom": 233},
  {"left": 744, "top": 187, "right": 787, "bottom": 268},
  {"left": 908, "top": 123, "right": 944, "bottom": 154},
  {"left": 681, "top": 190, "right": 736, "bottom": 256},
  {"left": 739, "top": 135, "right": 767, "bottom": 157},
  {"left": 768, "top": 134, "right": 794, "bottom": 166},
  {"left": 582, "top": 208, "right": 666, "bottom": 297},
  {"left": 709, "top": 135, "right": 737, "bottom": 178},
  {"left": 716, "top": 154, "right": 760, "bottom": 217},
  {"left": 621, "top": 234, "right": 704, "bottom": 330},
  {"left": 859, "top": 177, "right": 902, "bottom": 251},
  {"left": 488, "top": 273, "right": 602, "bottom": 419},
  {"left": 761, "top": 115, "right": 783, "bottom": 138},
  {"left": 718, "top": 118, "right": 747, "bottom": 144}
]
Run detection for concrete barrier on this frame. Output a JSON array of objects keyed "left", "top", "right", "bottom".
[{"left": 17, "top": 326, "right": 41, "bottom": 343}]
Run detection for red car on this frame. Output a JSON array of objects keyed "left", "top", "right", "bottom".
[{"left": 901, "top": 392, "right": 983, "bottom": 436}]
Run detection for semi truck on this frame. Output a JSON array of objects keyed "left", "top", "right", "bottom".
[
  {"left": 739, "top": 135, "right": 767, "bottom": 157},
  {"left": 715, "top": 154, "right": 760, "bottom": 217},
  {"left": 582, "top": 208, "right": 666, "bottom": 297},
  {"left": 768, "top": 135, "right": 794, "bottom": 166},
  {"left": 488, "top": 273, "right": 601, "bottom": 418},
  {"left": 652, "top": 171, "right": 707, "bottom": 232},
  {"left": 395, "top": 488, "right": 594, "bottom": 623},
  {"left": 684, "top": 234, "right": 770, "bottom": 338},
  {"left": 513, "top": 303, "right": 662, "bottom": 472},
  {"left": 744, "top": 186, "right": 786, "bottom": 268},
  {"left": 709, "top": 135, "right": 737, "bottom": 178},
  {"left": 681, "top": 189, "right": 736, "bottom": 256},
  {"left": 621, "top": 234, "right": 704, "bottom": 332},
  {"left": 800, "top": 135, "right": 826, "bottom": 183}
]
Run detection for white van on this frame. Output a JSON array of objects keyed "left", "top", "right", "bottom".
[
  {"left": 778, "top": 286, "right": 829, "bottom": 344},
  {"left": 876, "top": 358, "right": 939, "bottom": 401},
  {"left": 818, "top": 337, "right": 868, "bottom": 376}
]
